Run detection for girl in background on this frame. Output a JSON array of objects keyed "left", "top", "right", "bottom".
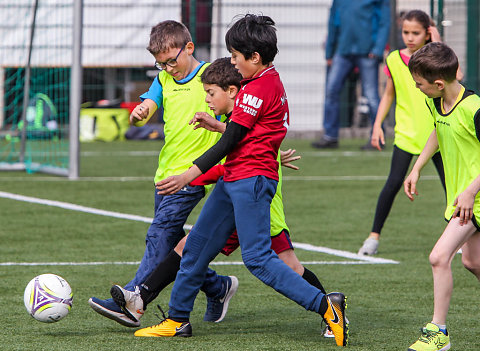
[{"left": 358, "top": 10, "right": 448, "bottom": 255}]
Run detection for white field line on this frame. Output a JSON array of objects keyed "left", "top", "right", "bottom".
[
  {"left": 284, "top": 175, "right": 438, "bottom": 181},
  {"left": 79, "top": 150, "right": 387, "bottom": 157},
  {"left": 0, "top": 175, "right": 439, "bottom": 182},
  {"left": 293, "top": 242, "right": 398, "bottom": 264},
  {"left": 0, "top": 191, "right": 156, "bottom": 225},
  {"left": 0, "top": 190, "right": 398, "bottom": 265},
  {"left": 78, "top": 150, "right": 393, "bottom": 158},
  {"left": 82, "top": 151, "right": 159, "bottom": 157},
  {"left": 0, "top": 176, "right": 153, "bottom": 182},
  {"left": 0, "top": 260, "right": 390, "bottom": 267}
]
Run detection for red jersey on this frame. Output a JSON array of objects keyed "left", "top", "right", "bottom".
[{"left": 224, "top": 66, "right": 289, "bottom": 182}]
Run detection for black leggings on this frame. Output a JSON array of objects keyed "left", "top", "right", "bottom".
[{"left": 371, "top": 145, "right": 446, "bottom": 234}]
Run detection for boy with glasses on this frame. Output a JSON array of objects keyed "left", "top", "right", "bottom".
[{"left": 88, "top": 20, "right": 237, "bottom": 328}]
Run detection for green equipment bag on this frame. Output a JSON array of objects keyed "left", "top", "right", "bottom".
[
  {"left": 80, "top": 108, "right": 130, "bottom": 142},
  {"left": 17, "top": 93, "right": 59, "bottom": 139}
]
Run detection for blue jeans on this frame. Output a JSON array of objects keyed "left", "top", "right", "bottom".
[
  {"left": 168, "top": 176, "right": 324, "bottom": 320},
  {"left": 323, "top": 54, "right": 380, "bottom": 140},
  {"left": 124, "top": 185, "right": 205, "bottom": 291}
]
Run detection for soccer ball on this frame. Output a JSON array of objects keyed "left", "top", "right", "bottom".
[{"left": 24, "top": 274, "right": 73, "bottom": 323}]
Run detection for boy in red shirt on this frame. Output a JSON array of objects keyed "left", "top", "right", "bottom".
[{"left": 137, "top": 14, "right": 348, "bottom": 347}]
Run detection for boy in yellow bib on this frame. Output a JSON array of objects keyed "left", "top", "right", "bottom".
[
  {"left": 404, "top": 42, "right": 480, "bottom": 351},
  {"left": 88, "top": 20, "right": 232, "bottom": 327}
]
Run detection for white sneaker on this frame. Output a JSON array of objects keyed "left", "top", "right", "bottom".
[
  {"left": 358, "top": 237, "right": 379, "bottom": 255},
  {"left": 323, "top": 316, "right": 349, "bottom": 338},
  {"left": 110, "top": 285, "right": 144, "bottom": 323},
  {"left": 323, "top": 326, "right": 335, "bottom": 338}
]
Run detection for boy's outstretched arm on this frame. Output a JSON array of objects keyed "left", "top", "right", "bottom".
[
  {"left": 129, "top": 99, "right": 157, "bottom": 127},
  {"left": 404, "top": 130, "right": 439, "bottom": 201}
]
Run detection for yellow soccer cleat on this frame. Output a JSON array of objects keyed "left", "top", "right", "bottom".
[
  {"left": 408, "top": 323, "right": 450, "bottom": 351},
  {"left": 134, "top": 318, "right": 192, "bottom": 337},
  {"left": 321, "top": 292, "right": 348, "bottom": 346}
]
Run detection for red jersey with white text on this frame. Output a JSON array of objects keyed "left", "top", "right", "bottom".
[{"left": 224, "top": 66, "right": 289, "bottom": 182}]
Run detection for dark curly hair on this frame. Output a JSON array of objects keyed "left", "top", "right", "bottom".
[
  {"left": 201, "top": 57, "right": 243, "bottom": 91},
  {"left": 225, "top": 14, "right": 278, "bottom": 64}
]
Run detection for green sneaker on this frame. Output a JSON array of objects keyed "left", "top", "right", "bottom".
[{"left": 408, "top": 323, "right": 451, "bottom": 351}]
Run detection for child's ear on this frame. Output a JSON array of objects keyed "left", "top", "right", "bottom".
[
  {"left": 250, "top": 52, "right": 261, "bottom": 64},
  {"left": 434, "top": 79, "right": 445, "bottom": 91},
  {"left": 185, "top": 41, "right": 195, "bottom": 55},
  {"left": 228, "top": 86, "right": 239, "bottom": 99}
]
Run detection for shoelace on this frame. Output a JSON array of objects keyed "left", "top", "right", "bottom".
[
  {"left": 418, "top": 327, "right": 439, "bottom": 343},
  {"left": 150, "top": 304, "right": 168, "bottom": 327},
  {"left": 154, "top": 304, "right": 167, "bottom": 320}
]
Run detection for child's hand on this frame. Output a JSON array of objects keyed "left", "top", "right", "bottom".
[
  {"left": 404, "top": 170, "right": 420, "bottom": 201},
  {"left": 280, "top": 149, "right": 301, "bottom": 170},
  {"left": 190, "top": 112, "right": 226, "bottom": 133},
  {"left": 452, "top": 190, "right": 475, "bottom": 225},
  {"left": 370, "top": 125, "right": 385, "bottom": 151},
  {"left": 156, "top": 166, "right": 202, "bottom": 195},
  {"left": 155, "top": 174, "right": 188, "bottom": 195},
  {"left": 130, "top": 104, "right": 149, "bottom": 124},
  {"left": 428, "top": 26, "right": 441, "bottom": 42}
]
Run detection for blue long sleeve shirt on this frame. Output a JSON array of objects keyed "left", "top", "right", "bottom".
[{"left": 325, "top": 0, "right": 390, "bottom": 60}]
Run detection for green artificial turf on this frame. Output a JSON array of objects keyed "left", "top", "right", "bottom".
[{"left": 1, "top": 139, "right": 478, "bottom": 350}]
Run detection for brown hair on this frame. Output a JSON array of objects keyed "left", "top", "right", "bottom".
[
  {"left": 201, "top": 57, "right": 242, "bottom": 91},
  {"left": 408, "top": 42, "right": 458, "bottom": 83},
  {"left": 147, "top": 20, "right": 191, "bottom": 55},
  {"left": 403, "top": 9, "right": 433, "bottom": 43}
]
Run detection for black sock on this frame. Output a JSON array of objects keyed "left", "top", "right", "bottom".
[
  {"left": 318, "top": 295, "right": 328, "bottom": 315},
  {"left": 140, "top": 250, "right": 181, "bottom": 306},
  {"left": 302, "top": 267, "right": 326, "bottom": 294}
]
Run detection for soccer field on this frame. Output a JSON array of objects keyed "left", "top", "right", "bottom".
[{"left": 1, "top": 138, "right": 478, "bottom": 350}]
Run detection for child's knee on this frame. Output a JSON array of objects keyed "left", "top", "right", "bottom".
[
  {"left": 462, "top": 255, "right": 480, "bottom": 275},
  {"left": 429, "top": 249, "right": 447, "bottom": 267}
]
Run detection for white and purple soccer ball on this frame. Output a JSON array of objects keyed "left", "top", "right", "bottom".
[{"left": 24, "top": 274, "right": 73, "bottom": 323}]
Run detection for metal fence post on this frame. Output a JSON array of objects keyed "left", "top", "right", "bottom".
[
  {"left": 189, "top": 0, "right": 197, "bottom": 43},
  {"left": 466, "top": 0, "right": 479, "bottom": 91},
  {"left": 69, "top": 0, "right": 83, "bottom": 180}
]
